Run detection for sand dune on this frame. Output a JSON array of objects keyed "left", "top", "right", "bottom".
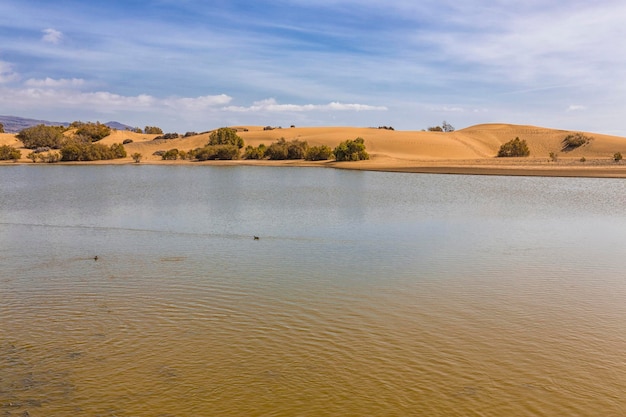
[{"left": 3, "top": 124, "right": 626, "bottom": 177}]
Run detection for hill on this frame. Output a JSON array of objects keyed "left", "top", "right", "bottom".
[{"left": 0, "top": 115, "right": 134, "bottom": 133}]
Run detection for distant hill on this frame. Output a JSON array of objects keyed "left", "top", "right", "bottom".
[{"left": 0, "top": 115, "right": 134, "bottom": 133}]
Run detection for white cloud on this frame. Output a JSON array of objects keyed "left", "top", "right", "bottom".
[
  {"left": 0, "top": 61, "right": 19, "bottom": 84},
  {"left": 166, "top": 94, "right": 233, "bottom": 110},
  {"left": 42, "top": 28, "right": 63, "bottom": 44},
  {"left": 567, "top": 105, "right": 587, "bottom": 112},
  {"left": 224, "top": 98, "right": 387, "bottom": 113},
  {"left": 25, "top": 77, "right": 85, "bottom": 88}
]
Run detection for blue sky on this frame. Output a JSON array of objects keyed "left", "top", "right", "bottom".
[{"left": 1, "top": 0, "right": 625, "bottom": 134}]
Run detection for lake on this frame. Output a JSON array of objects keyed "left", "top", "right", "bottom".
[{"left": 1, "top": 165, "right": 625, "bottom": 416}]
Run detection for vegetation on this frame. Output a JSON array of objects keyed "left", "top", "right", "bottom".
[
  {"left": 144, "top": 126, "right": 163, "bottom": 134},
  {"left": 162, "top": 149, "right": 179, "bottom": 160},
  {"left": 378, "top": 126, "right": 395, "bottom": 130},
  {"left": 123, "top": 139, "right": 133, "bottom": 144},
  {"left": 17, "top": 124, "right": 66, "bottom": 149},
  {"left": 60, "top": 141, "right": 126, "bottom": 161},
  {"left": 614, "top": 152, "right": 623, "bottom": 162},
  {"left": 131, "top": 152, "right": 142, "bottom": 163},
  {"left": 71, "top": 121, "right": 111, "bottom": 142},
  {"left": 333, "top": 137, "right": 369, "bottom": 161},
  {"left": 265, "top": 138, "right": 308, "bottom": 160},
  {"left": 243, "top": 144, "right": 267, "bottom": 160},
  {"left": 0, "top": 145, "right": 21, "bottom": 161},
  {"left": 304, "top": 145, "right": 333, "bottom": 161},
  {"left": 194, "top": 145, "right": 240, "bottom": 160},
  {"left": 208, "top": 128, "right": 244, "bottom": 149},
  {"left": 549, "top": 152, "right": 558, "bottom": 162},
  {"left": 0, "top": 122, "right": 4, "bottom": 133},
  {"left": 580, "top": 156, "right": 586, "bottom": 163},
  {"left": 497, "top": 137, "right": 530, "bottom": 157},
  {"left": 155, "top": 133, "right": 180, "bottom": 140},
  {"left": 562, "top": 133, "right": 592, "bottom": 151},
  {"left": 427, "top": 121, "right": 455, "bottom": 133}
]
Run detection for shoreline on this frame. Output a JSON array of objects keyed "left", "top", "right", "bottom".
[{"left": 3, "top": 157, "right": 626, "bottom": 178}]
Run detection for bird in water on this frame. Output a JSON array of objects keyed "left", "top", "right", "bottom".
[
  {"left": 94, "top": 256, "right": 99, "bottom": 261},
  {"left": 253, "top": 236, "right": 259, "bottom": 240}
]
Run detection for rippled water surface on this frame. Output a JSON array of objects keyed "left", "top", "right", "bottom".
[{"left": 1, "top": 165, "right": 626, "bottom": 416}]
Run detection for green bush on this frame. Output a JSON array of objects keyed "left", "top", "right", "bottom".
[
  {"left": 194, "top": 145, "right": 240, "bottom": 160},
  {"left": 144, "top": 126, "right": 163, "bottom": 134},
  {"left": 265, "top": 138, "right": 308, "bottom": 160},
  {"left": 208, "top": 128, "right": 244, "bottom": 149},
  {"left": 562, "top": 133, "right": 591, "bottom": 151},
  {"left": 304, "top": 145, "right": 333, "bottom": 161},
  {"left": 131, "top": 152, "right": 142, "bottom": 163},
  {"left": 333, "top": 137, "right": 370, "bottom": 161},
  {"left": 497, "top": 137, "right": 530, "bottom": 157},
  {"left": 0, "top": 145, "right": 21, "bottom": 161},
  {"left": 243, "top": 144, "right": 266, "bottom": 160},
  {"left": 17, "top": 124, "right": 66, "bottom": 149},
  {"left": 60, "top": 141, "right": 126, "bottom": 161},
  {"left": 72, "top": 121, "right": 111, "bottom": 142},
  {"left": 162, "top": 149, "right": 179, "bottom": 160}
]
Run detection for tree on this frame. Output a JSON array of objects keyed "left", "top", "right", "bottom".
[
  {"left": 17, "top": 125, "right": 66, "bottom": 149},
  {"left": 144, "top": 126, "right": 163, "bottom": 134},
  {"left": 208, "top": 127, "right": 244, "bottom": 149},
  {"left": 0, "top": 145, "right": 21, "bottom": 161},
  {"left": 243, "top": 144, "right": 266, "bottom": 159},
  {"left": 194, "top": 145, "right": 240, "bottom": 160},
  {"left": 162, "top": 149, "right": 179, "bottom": 160},
  {"left": 442, "top": 121, "right": 455, "bottom": 132},
  {"left": 131, "top": 152, "right": 142, "bottom": 163},
  {"left": 333, "top": 137, "right": 370, "bottom": 161},
  {"left": 0, "top": 122, "right": 4, "bottom": 133},
  {"left": 497, "top": 137, "right": 530, "bottom": 157}
]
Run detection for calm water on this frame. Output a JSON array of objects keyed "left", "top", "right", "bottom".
[{"left": 1, "top": 165, "right": 626, "bottom": 416}]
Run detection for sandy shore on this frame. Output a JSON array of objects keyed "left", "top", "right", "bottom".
[{"left": 2, "top": 124, "right": 626, "bottom": 178}]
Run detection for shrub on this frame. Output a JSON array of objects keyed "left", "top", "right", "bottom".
[
  {"left": 427, "top": 126, "right": 443, "bottom": 132},
  {"left": 562, "top": 133, "right": 592, "bottom": 151},
  {"left": 155, "top": 133, "right": 179, "bottom": 140},
  {"left": 378, "top": 126, "right": 395, "bottom": 130},
  {"left": 162, "top": 148, "right": 179, "bottom": 160},
  {"left": 549, "top": 152, "right": 558, "bottom": 162},
  {"left": 0, "top": 122, "right": 4, "bottom": 133},
  {"left": 580, "top": 156, "right": 586, "bottom": 163},
  {"left": 334, "top": 137, "right": 370, "bottom": 161},
  {"left": 265, "top": 138, "right": 308, "bottom": 160},
  {"left": 497, "top": 137, "right": 530, "bottom": 157},
  {"left": 243, "top": 144, "right": 266, "bottom": 160},
  {"left": 153, "top": 150, "right": 166, "bottom": 157},
  {"left": 304, "top": 145, "right": 333, "bottom": 161},
  {"left": 72, "top": 121, "right": 111, "bottom": 142},
  {"left": 194, "top": 145, "right": 240, "bottom": 160},
  {"left": 208, "top": 127, "right": 244, "bottom": 149},
  {"left": 17, "top": 124, "right": 66, "bottom": 149},
  {"left": 144, "top": 126, "right": 163, "bottom": 134},
  {"left": 184, "top": 132, "right": 198, "bottom": 137},
  {"left": 614, "top": 152, "right": 623, "bottom": 162},
  {"left": 37, "top": 152, "right": 60, "bottom": 163},
  {"left": 131, "top": 152, "right": 142, "bottom": 163},
  {"left": 0, "top": 145, "right": 21, "bottom": 161},
  {"left": 122, "top": 139, "right": 133, "bottom": 145},
  {"left": 60, "top": 141, "right": 126, "bottom": 161}
]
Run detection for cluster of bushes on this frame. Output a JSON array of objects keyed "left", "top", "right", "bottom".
[
  {"left": 498, "top": 137, "right": 530, "bottom": 157},
  {"left": 264, "top": 138, "right": 308, "bottom": 160},
  {"left": 378, "top": 126, "right": 395, "bottom": 130},
  {"left": 27, "top": 151, "right": 61, "bottom": 163},
  {"left": 562, "top": 133, "right": 592, "bottom": 151},
  {"left": 59, "top": 141, "right": 127, "bottom": 161},
  {"left": 333, "top": 137, "right": 370, "bottom": 161},
  {"left": 209, "top": 127, "right": 245, "bottom": 149},
  {"left": 0, "top": 145, "right": 21, "bottom": 161},
  {"left": 193, "top": 145, "right": 240, "bottom": 161},
  {"left": 427, "top": 121, "right": 455, "bottom": 133},
  {"left": 154, "top": 133, "right": 179, "bottom": 140}
]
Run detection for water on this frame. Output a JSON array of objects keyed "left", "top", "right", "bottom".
[{"left": 1, "top": 165, "right": 625, "bottom": 416}]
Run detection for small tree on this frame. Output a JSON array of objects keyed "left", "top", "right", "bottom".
[
  {"left": 243, "top": 144, "right": 266, "bottom": 160},
  {"left": 72, "top": 121, "right": 111, "bottom": 142},
  {"left": 131, "top": 152, "right": 142, "bottom": 163},
  {"left": 614, "top": 152, "right": 623, "bottom": 162},
  {"left": 334, "top": 137, "right": 370, "bottom": 161},
  {"left": 208, "top": 127, "right": 244, "bottom": 149},
  {"left": 162, "top": 149, "right": 179, "bottom": 160},
  {"left": 442, "top": 121, "right": 455, "bottom": 132},
  {"left": 497, "top": 137, "right": 530, "bottom": 157}
]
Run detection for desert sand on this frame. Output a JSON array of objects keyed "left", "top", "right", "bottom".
[{"left": 3, "top": 124, "right": 626, "bottom": 177}]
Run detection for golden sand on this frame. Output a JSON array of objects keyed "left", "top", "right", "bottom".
[{"left": 3, "top": 124, "right": 626, "bottom": 177}]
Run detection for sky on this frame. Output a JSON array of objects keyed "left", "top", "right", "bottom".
[{"left": 1, "top": 0, "right": 625, "bottom": 134}]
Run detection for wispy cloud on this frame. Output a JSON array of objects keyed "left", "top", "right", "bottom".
[
  {"left": 567, "top": 105, "right": 587, "bottom": 112},
  {"left": 224, "top": 98, "right": 387, "bottom": 113},
  {"left": 0, "top": 61, "right": 20, "bottom": 84},
  {"left": 42, "top": 28, "right": 63, "bottom": 44},
  {"left": 25, "top": 77, "right": 85, "bottom": 88}
]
